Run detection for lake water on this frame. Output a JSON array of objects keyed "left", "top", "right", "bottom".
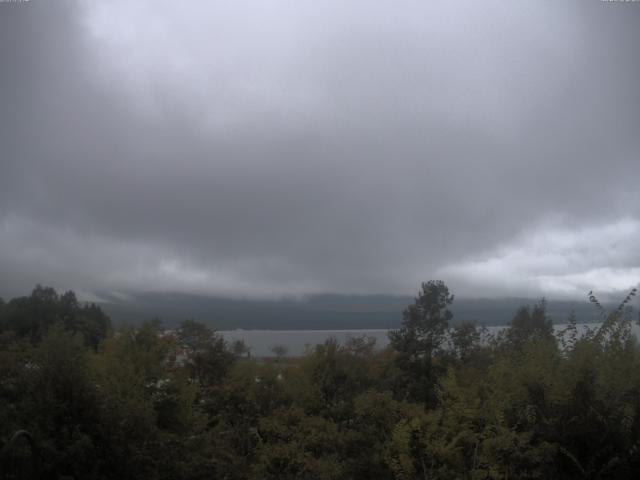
[{"left": 220, "top": 323, "right": 640, "bottom": 357}]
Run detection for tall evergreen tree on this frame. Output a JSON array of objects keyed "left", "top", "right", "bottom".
[{"left": 389, "top": 280, "right": 454, "bottom": 407}]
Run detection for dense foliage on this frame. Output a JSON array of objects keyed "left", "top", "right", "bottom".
[{"left": 1, "top": 282, "right": 640, "bottom": 479}]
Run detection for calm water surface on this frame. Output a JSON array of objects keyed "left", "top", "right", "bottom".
[{"left": 220, "top": 323, "right": 640, "bottom": 357}]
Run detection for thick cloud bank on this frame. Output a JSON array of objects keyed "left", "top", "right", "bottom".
[{"left": 0, "top": 0, "right": 639, "bottom": 299}]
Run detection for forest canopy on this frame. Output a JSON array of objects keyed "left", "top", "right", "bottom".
[{"left": 1, "top": 282, "right": 639, "bottom": 479}]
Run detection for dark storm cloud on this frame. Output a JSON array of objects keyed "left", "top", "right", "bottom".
[{"left": 0, "top": 0, "right": 639, "bottom": 299}]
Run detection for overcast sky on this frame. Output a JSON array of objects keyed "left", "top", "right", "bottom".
[{"left": 1, "top": 0, "right": 639, "bottom": 300}]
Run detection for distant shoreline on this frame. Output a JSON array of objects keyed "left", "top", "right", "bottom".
[{"left": 219, "top": 323, "right": 640, "bottom": 357}]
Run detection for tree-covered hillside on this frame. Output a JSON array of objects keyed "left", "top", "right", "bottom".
[
  {"left": 1, "top": 282, "right": 639, "bottom": 479},
  {"left": 95, "top": 291, "right": 606, "bottom": 330}
]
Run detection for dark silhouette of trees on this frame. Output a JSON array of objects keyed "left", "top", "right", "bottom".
[
  {"left": 269, "top": 344, "right": 288, "bottom": 362},
  {"left": 0, "top": 285, "right": 110, "bottom": 348},
  {"left": 506, "top": 298, "right": 553, "bottom": 347},
  {"left": 2, "top": 283, "right": 640, "bottom": 479},
  {"left": 389, "top": 280, "right": 454, "bottom": 406},
  {"left": 450, "top": 321, "right": 481, "bottom": 361},
  {"left": 176, "top": 319, "right": 235, "bottom": 387}
]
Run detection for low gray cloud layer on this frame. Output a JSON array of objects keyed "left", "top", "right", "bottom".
[{"left": 1, "top": 0, "right": 639, "bottom": 299}]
